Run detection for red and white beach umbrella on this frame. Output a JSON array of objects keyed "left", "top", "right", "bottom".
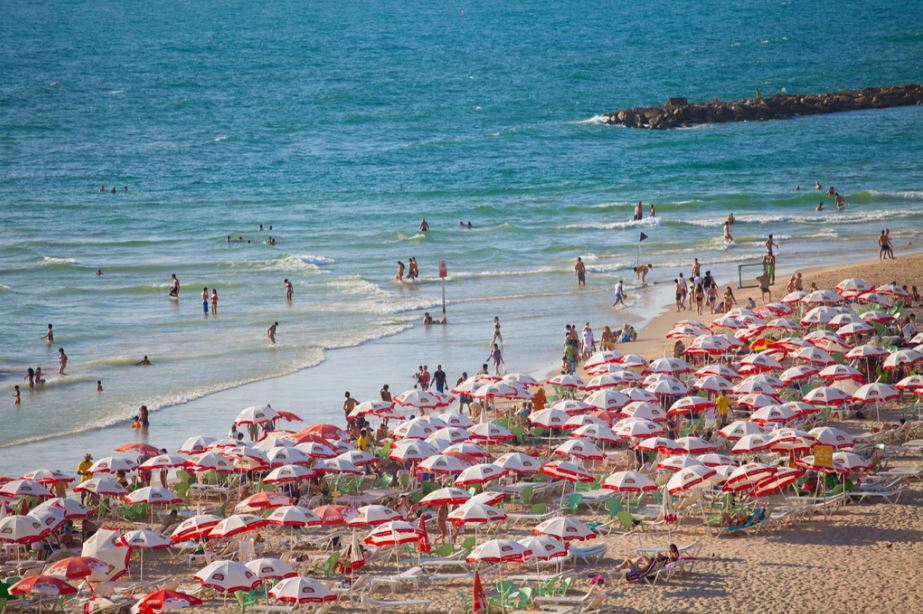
[
  {"left": 749, "top": 404, "right": 797, "bottom": 425},
  {"left": 667, "top": 465, "right": 716, "bottom": 493},
  {"left": 9, "top": 576, "right": 77, "bottom": 598},
  {"left": 73, "top": 477, "right": 129, "bottom": 497},
  {"left": 620, "top": 401, "right": 668, "bottom": 422},
  {"left": 88, "top": 457, "right": 138, "bottom": 475},
  {"left": 731, "top": 378, "right": 781, "bottom": 396},
  {"left": 20, "top": 469, "right": 73, "bottom": 485},
  {"left": 636, "top": 436, "right": 679, "bottom": 453},
  {"left": 134, "top": 590, "right": 203, "bottom": 612},
  {"left": 739, "top": 352, "right": 783, "bottom": 373},
  {"left": 388, "top": 439, "right": 438, "bottom": 462},
  {"left": 780, "top": 365, "right": 819, "bottom": 385},
  {"left": 781, "top": 290, "right": 807, "bottom": 304},
  {"left": 468, "top": 491, "right": 507, "bottom": 507},
  {"left": 427, "top": 427, "right": 471, "bottom": 447},
  {"left": 347, "top": 505, "right": 402, "bottom": 527},
  {"left": 837, "top": 322, "right": 874, "bottom": 338},
  {"left": 118, "top": 529, "right": 171, "bottom": 550},
  {"left": 33, "top": 497, "right": 92, "bottom": 520},
  {"left": 44, "top": 556, "right": 109, "bottom": 581},
  {"left": 750, "top": 467, "right": 803, "bottom": 497},
  {"left": 443, "top": 442, "right": 490, "bottom": 458},
  {"left": 553, "top": 438, "right": 605, "bottom": 461},
  {"left": 895, "top": 375, "right": 923, "bottom": 391},
  {"left": 394, "top": 389, "right": 448, "bottom": 410},
  {"left": 492, "top": 452, "right": 542, "bottom": 475},
  {"left": 717, "top": 420, "right": 764, "bottom": 441},
  {"left": 584, "top": 373, "right": 632, "bottom": 390},
  {"left": 532, "top": 516, "right": 596, "bottom": 542},
  {"left": 0, "top": 479, "right": 53, "bottom": 499},
  {"left": 649, "top": 357, "right": 691, "bottom": 375},
  {"left": 657, "top": 455, "right": 705, "bottom": 472},
  {"left": 177, "top": 436, "right": 216, "bottom": 455},
  {"left": 293, "top": 441, "right": 337, "bottom": 460},
  {"left": 693, "top": 375, "right": 734, "bottom": 393},
  {"left": 234, "top": 492, "right": 292, "bottom": 514},
  {"left": 263, "top": 464, "right": 316, "bottom": 484},
  {"left": 467, "top": 422, "right": 515, "bottom": 444},
  {"left": 124, "top": 487, "right": 182, "bottom": 506},
  {"left": 808, "top": 426, "right": 855, "bottom": 449},
  {"left": 835, "top": 278, "right": 872, "bottom": 298},
  {"left": 138, "top": 454, "right": 188, "bottom": 471},
  {"left": 28, "top": 507, "right": 67, "bottom": 534},
  {"left": 845, "top": 344, "right": 889, "bottom": 360},
  {"left": 466, "top": 539, "right": 530, "bottom": 564},
  {"left": 235, "top": 405, "right": 279, "bottom": 425},
  {"left": 517, "top": 535, "right": 567, "bottom": 562},
  {"left": 418, "top": 487, "right": 471, "bottom": 507},
  {"left": 392, "top": 418, "right": 438, "bottom": 440},
  {"left": 502, "top": 373, "right": 542, "bottom": 389},
  {"left": 0, "top": 516, "right": 49, "bottom": 544},
  {"left": 803, "top": 386, "right": 851, "bottom": 407},
  {"left": 549, "top": 399, "right": 596, "bottom": 415},
  {"left": 709, "top": 315, "right": 744, "bottom": 331},
  {"left": 245, "top": 558, "right": 297, "bottom": 581},
  {"left": 437, "top": 412, "right": 474, "bottom": 429},
  {"left": 802, "top": 290, "right": 844, "bottom": 306},
  {"left": 883, "top": 349, "right": 923, "bottom": 370},
  {"left": 645, "top": 376, "right": 688, "bottom": 397},
  {"left": 583, "top": 389, "right": 631, "bottom": 411},
  {"left": 314, "top": 457, "right": 362, "bottom": 476},
  {"left": 619, "top": 387, "right": 659, "bottom": 402},
  {"left": 170, "top": 515, "right": 222, "bottom": 542},
  {"left": 472, "top": 381, "right": 530, "bottom": 400},
  {"left": 860, "top": 310, "right": 896, "bottom": 324},
  {"left": 602, "top": 471, "right": 657, "bottom": 493},
  {"left": 584, "top": 350, "right": 623, "bottom": 369},
  {"left": 207, "top": 514, "right": 269, "bottom": 540},
  {"left": 730, "top": 433, "right": 773, "bottom": 454},
  {"left": 194, "top": 560, "right": 260, "bottom": 593},
  {"left": 528, "top": 408, "right": 569, "bottom": 429},
  {"left": 672, "top": 436, "right": 717, "bottom": 455},
  {"left": 571, "top": 422, "right": 622, "bottom": 443},
  {"left": 818, "top": 364, "right": 864, "bottom": 383},
  {"left": 696, "top": 453, "right": 738, "bottom": 467},
  {"left": 667, "top": 396, "right": 712, "bottom": 416},
  {"left": 793, "top": 345, "right": 836, "bottom": 366},
  {"left": 613, "top": 418, "right": 664, "bottom": 440},
  {"left": 265, "top": 447, "right": 311, "bottom": 468},
  {"left": 448, "top": 503, "right": 508, "bottom": 527},
  {"left": 765, "top": 429, "right": 813, "bottom": 452},
  {"left": 852, "top": 383, "right": 899, "bottom": 403},
  {"left": 348, "top": 400, "right": 393, "bottom": 420},
  {"left": 723, "top": 463, "right": 776, "bottom": 491},
  {"left": 417, "top": 454, "right": 472, "bottom": 475},
  {"left": 831, "top": 451, "right": 871, "bottom": 473},
  {"left": 186, "top": 452, "right": 235, "bottom": 474},
  {"left": 685, "top": 335, "right": 732, "bottom": 356},
  {"left": 539, "top": 460, "right": 594, "bottom": 483},
  {"left": 269, "top": 577, "right": 336, "bottom": 604},
  {"left": 563, "top": 414, "right": 606, "bottom": 430},
  {"left": 312, "top": 505, "right": 354, "bottom": 526},
  {"left": 455, "top": 463, "right": 508, "bottom": 487},
  {"left": 363, "top": 520, "right": 422, "bottom": 547},
  {"left": 546, "top": 374, "right": 585, "bottom": 389},
  {"left": 265, "top": 506, "right": 322, "bottom": 528}
]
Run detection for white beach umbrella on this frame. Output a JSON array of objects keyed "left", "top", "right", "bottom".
[
  {"left": 532, "top": 516, "right": 596, "bottom": 542},
  {"left": 657, "top": 455, "right": 705, "bottom": 472},
  {"left": 667, "top": 465, "right": 716, "bottom": 494},
  {"left": 454, "top": 464, "right": 507, "bottom": 487},
  {"left": 265, "top": 506, "right": 322, "bottom": 528},
  {"left": 602, "top": 471, "right": 657, "bottom": 493},
  {"left": 72, "top": 477, "right": 128, "bottom": 497},
  {"left": 245, "top": 558, "right": 296, "bottom": 581},
  {"left": 269, "top": 577, "right": 336, "bottom": 604},
  {"left": 447, "top": 503, "right": 508, "bottom": 527},
  {"left": 517, "top": 535, "right": 568, "bottom": 562},
  {"left": 416, "top": 454, "right": 472, "bottom": 475},
  {"left": 177, "top": 436, "right": 217, "bottom": 455},
  {"left": 263, "top": 464, "right": 316, "bottom": 484},
  {"left": 529, "top": 408, "right": 569, "bottom": 429},
  {"left": 553, "top": 438, "right": 605, "bottom": 461},
  {"left": 235, "top": 405, "right": 279, "bottom": 425},
  {"left": 583, "top": 389, "right": 631, "bottom": 411},
  {"left": 493, "top": 452, "right": 542, "bottom": 475},
  {"left": 194, "top": 560, "right": 260, "bottom": 593},
  {"left": 466, "top": 539, "right": 529, "bottom": 564}
]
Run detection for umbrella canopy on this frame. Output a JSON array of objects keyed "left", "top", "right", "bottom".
[
  {"left": 731, "top": 433, "right": 773, "bottom": 454},
  {"left": 896, "top": 375, "right": 923, "bottom": 391},
  {"left": 139, "top": 454, "right": 188, "bottom": 470},
  {"left": 194, "top": 560, "right": 260, "bottom": 593},
  {"left": 563, "top": 414, "right": 606, "bottom": 430},
  {"left": 265, "top": 447, "right": 311, "bottom": 468},
  {"left": 852, "top": 383, "right": 900, "bottom": 403},
  {"left": 235, "top": 405, "right": 279, "bottom": 425},
  {"left": 454, "top": 464, "right": 507, "bottom": 487},
  {"left": 118, "top": 529, "right": 172, "bottom": 549},
  {"left": 437, "top": 412, "right": 474, "bottom": 428},
  {"left": 696, "top": 453, "right": 738, "bottom": 467},
  {"left": 0, "top": 515, "right": 49, "bottom": 544},
  {"left": 549, "top": 399, "right": 596, "bottom": 415},
  {"left": 235, "top": 492, "right": 293, "bottom": 513},
  {"left": 20, "top": 469, "right": 74, "bottom": 485},
  {"left": 671, "top": 436, "right": 717, "bottom": 455},
  {"left": 265, "top": 506, "right": 322, "bottom": 528},
  {"left": 620, "top": 401, "right": 668, "bottom": 422},
  {"left": 296, "top": 424, "right": 349, "bottom": 442},
  {"left": 419, "top": 487, "right": 471, "bottom": 507},
  {"left": 780, "top": 365, "right": 819, "bottom": 384},
  {"left": 417, "top": 454, "right": 472, "bottom": 475},
  {"left": 667, "top": 465, "right": 717, "bottom": 493},
  {"left": 466, "top": 539, "right": 530, "bottom": 563},
  {"left": 392, "top": 418, "right": 438, "bottom": 440},
  {"left": 427, "top": 427, "right": 471, "bottom": 447},
  {"left": 186, "top": 452, "right": 235, "bottom": 474},
  {"left": 33, "top": 497, "right": 92, "bottom": 520},
  {"left": 393, "top": 389, "right": 448, "bottom": 410},
  {"left": 546, "top": 374, "right": 585, "bottom": 389},
  {"left": 808, "top": 426, "right": 855, "bottom": 449},
  {"left": 448, "top": 503, "right": 508, "bottom": 527},
  {"left": 749, "top": 404, "right": 797, "bottom": 425},
  {"left": 502, "top": 373, "right": 543, "bottom": 388},
  {"left": 883, "top": 349, "right": 923, "bottom": 370},
  {"left": 818, "top": 364, "right": 864, "bottom": 382},
  {"left": 269, "top": 577, "right": 336, "bottom": 604},
  {"left": 668, "top": 396, "right": 713, "bottom": 416},
  {"left": 44, "top": 557, "right": 108, "bottom": 582},
  {"left": 602, "top": 471, "right": 657, "bottom": 493},
  {"left": 532, "top": 516, "right": 596, "bottom": 542},
  {"left": 245, "top": 558, "right": 297, "bottom": 581},
  {"left": 750, "top": 467, "right": 803, "bottom": 497},
  {"left": 636, "top": 436, "right": 679, "bottom": 453},
  {"left": 472, "top": 381, "right": 530, "bottom": 400},
  {"left": 517, "top": 535, "right": 568, "bottom": 561},
  {"left": 539, "top": 460, "right": 594, "bottom": 483},
  {"left": 553, "top": 438, "right": 605, "bottom": 461},
  {"left": 0, "top": 479, "right": 53, "bottom": 499},
  {"left": 528, "top": 408, "right": 570, "bottom": 429},
  {"left": 72, "top": 477, "right": 129, "bottom": 497},
  {"left": 124, "top": 487, "right": 182, "bottom": 506},
  {"left": 177, "top": 436, "right": 217, "bottom": 455},
  {"left": 389, "top": 439, "right": 439, "bottom": 462},
  {"left": 467, "top": 423, "right": 515, "bottom": 444},
  {"left": 314, "top": 457, "right": 362, "bottom": 476},
  {"left": 612, "top": 419, "right": 664, "bottom": 440},
  {"left": 363, "top": 520, "right": 422, "bottom": 547},
  {"left": 9, "top": 576, "right": 77, "bottom": 597},
  {"left": 803, "top": 386, "right": 852, "bottom": 407},
  {"left": 346, "top": 505, "right": 402, "bottom": 527},
  {"left": 170, "top": 515, "right": 223, "bottom": 542},
  {"left": 583, "top": 389, "right": 631, "bottom": 411},
  {"left": 718, "top": 420, "right": 764, "bottom": 441},
  {"left": 493, "top": 452, "right": 541, "bottom": 475},
  {"left": 443, "top": 442, "right": 490, "bottom": 458},
  {"left": 88, "top": 457, "right": 137, "bottom": 475},
  {"left": 835, "top": 278, "right": 871, "bottom": 298},
  {"left": 693, "top": 375, "right": 734, "bottom": 393},
  {"left": 312, "top": 505, "right": 354, "bottom": 526},
  {"left": 263, "top": 464, "right": 316, "bottom": 484},
  {"left": 82, "top": 528, "right": 130, "bottom": 581},
  {"left": 134, "top": 590, "right": 203, "bottom": 612},
  {"left": 657, "top": 455, "right": 705, "bottom": 472},
  {"left": 208, "top": 514, "right": 269, "bottom": 540}
]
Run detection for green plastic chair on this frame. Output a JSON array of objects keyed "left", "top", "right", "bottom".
[
  {"left": 562, "top": 492, "right": 582, "bottom": 513},
  {"left": 173, "top": 481, "right": 191, "bottom": 499},
  {"left": 457, "top": 590, "right": 472, "bottom": 614},
  {"left": 431, "top": 543, "right": 454, "bottom": 558},
  {"left": 513, "top": 587, "right": 532, "bottom": 609},
  {"left": 617, "top": 511, "right": 637, "bottom": 532},
  {"left": 516, "top": 486, "right": 534, "bottom": 508},
  {"left": 511, "top": 425, "right": 527, "bottom": 445},
  {"left": 234, "top": 587, "right": 267, "bottom": 613},
  {"left": 460, "top": 536, "right": 477, "bottom": 554},
  {"left": 530, "top": 502, "right": 548, "bottom": 515},
  {"left": 555, "top": 576, "right": 573, "bottom": 596},
  {"left": 604, "top": 498, "right": 622, "bottom": 519},
  {"left": 313, "top": 552, "right": 340, "bottom": 578}
]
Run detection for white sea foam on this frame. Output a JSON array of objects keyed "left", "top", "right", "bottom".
[
  {"left": 261, "top": 254, "right": 334, "bottom": 272},
  {"left": 40, "top": 256, "right": 78, "bottom": 266},
  {"left": 563, "top": 217, "right": 663, "bottom": 231},
  {"left": 576, "top": 114, "right": 609, "bottom": 125},
  {"left": 449, "top": 266, "right": 568, "bottom": 280},
  {"left": 212, "top": 135, "right": 228, "bottom": 143}
]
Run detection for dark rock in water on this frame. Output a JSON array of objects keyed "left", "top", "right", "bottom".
[{"left": 604, "top": 84, "right": 923, "bottom": 129}]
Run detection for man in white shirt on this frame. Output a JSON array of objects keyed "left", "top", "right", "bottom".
[{"left": 613, "top": 280, "right": 626, "bottom": 307}]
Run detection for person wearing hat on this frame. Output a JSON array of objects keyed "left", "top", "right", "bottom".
[{"left": 77, "top": 453, "right": 93, "bottom": 504}]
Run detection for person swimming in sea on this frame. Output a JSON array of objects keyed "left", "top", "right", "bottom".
[
  {"left": 420, "top": 218, "right": 429, "bottom": 232},
  {"left": 169, "top": 274, "right": 180, "bottom": 298},
  {"left": 723, "top": 221, "right": 733, "bottom": 242},
  {"left": 44, "top": 323, "right": 54, "bottom": 344},
  {"left": 726, "top": 213, "right": 735, "bottom": 224},
  {"left": 816, "top": 202, "right": 824, "bottom": 211},
  {"left": 137, "top": 355, "right": 152, "bottom": 366},
  {"left": 835, "top": 193, "right": 846, "bottom": 210}
]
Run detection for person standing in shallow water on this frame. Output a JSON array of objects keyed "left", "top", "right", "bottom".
[
  {"left": 211, "top": 289, "right": 218, "bottom": 314},
  {"left": 575, "top": 257, "right": 586, "bottom": 287},
  {"left": 268, "top": 322, "right": 278, "bottom": 346}
]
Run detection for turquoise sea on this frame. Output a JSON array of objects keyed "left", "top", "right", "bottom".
[{"left": 1, "top": 1, "right": 922, "bottom": 470}]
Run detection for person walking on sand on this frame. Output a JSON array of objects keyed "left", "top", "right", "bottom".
[
  {"left": 268, "top": 322, "right": 278, "bottom": 346},
  {"left": 612, "top": 279, "right": 626, "bottom": 307},
  {"left": 486, "top": 343, "right": 504, "bottom": 376},
  {"left": 169, "top": 274, "right": 180, "bottom": 298},
  {"left": 58, "top": 348, "right": 68, "bottom": 375},
  {"left": 575, "top": 257, "right": 586, "bottom": 287},
  {"left": 433, "top": 364, "right": 447, "bottom": 394},
  {"left": 757, "top": 271, "right": 771, "bottom": 303},
  {"left": 284, "top": 278, "right": 294, "bottom": 301},
  {"left": 581, "top": 323, "right": 595, "bottom": 359},
  {"left": 211, "top": 289, "right": 218, "bottom": 314}
]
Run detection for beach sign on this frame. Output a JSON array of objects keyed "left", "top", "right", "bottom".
[{"left": 812, "top": 444, "right": 834, "bottom": 467}]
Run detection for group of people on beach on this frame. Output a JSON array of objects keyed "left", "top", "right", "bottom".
[
  {"left": 632, "top": 201, "right": 655, "bottom": 220},
  {"left": 879, "top": 230, "right": 896, "bottom": 260},
  {"left": 561, "top": 322, "right": 635, "bottom": 374},
  {"left": 673, "top": 258, "right": 737, "bottom": 315},
  {"left": 395, "top": 257, "right": 420, "bottom": 282}
]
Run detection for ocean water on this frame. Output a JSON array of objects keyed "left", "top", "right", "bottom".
[{"left": 1, "top": 1, "right": 923, "bottom": 463}]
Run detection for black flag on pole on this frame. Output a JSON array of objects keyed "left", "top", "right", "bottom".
[{"left": 639, "top": 232, "right": 648, "bottom": 242}]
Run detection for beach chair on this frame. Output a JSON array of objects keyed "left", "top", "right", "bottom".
[
  {"left": 516, "top": 486, "right": 534, "bottom": 508},
  {"left": 624, "top": 557, "right": 666, "bottom": 583},
  {"left": 460, "top": 536, "right": 477, "bottom": 555},
  {"left": 312, "top": 552, "right": 340, "bottom": 578},
  {"left": 569, "top": 543, "right": 607, "bottom": 565},
  {"left": 713, "top": 508, "right": 766, "bottom": 536},
  {"left": 534, "top": 583, "right": 600, "bottom": 607},
  {"left": 560, "top": 493, "right": 582, "bottom": 513},
  {"left": 368, "top": 566, "right": 424, "bottom": 594},
  {"left": 234, "top": 587, "right": 268, "bottom": 613},
  {"left": 611, "top": 511, "right": 641, "bottom": 536},
  {"left": 360, "top": 595, "right": 430, "bottom": 610}
]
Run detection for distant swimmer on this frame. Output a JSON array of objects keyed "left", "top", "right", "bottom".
[
  {"left": 816, "top": 181, "right": 822, "bottom": 191},
  {"left": 34, "top": 367, "right": 45, "bottom": 384},
  {"left": 96, "top": 268, "right": 103, "bottom": 276},
  {"left": 268, "top": 321, "right": 278, "bottom": 346},
  {"left": 259, "top": 224, "right": 264, "bottom": 231},
  {"left": 284, "top": 278, "right": 293, "bottom": 301},
  {"left": 795, "top": 185, "right": 800, "bottom": 191},
  {"left": 111, "top": 186, "right": 116, "bottom": 193},
  {"left": 420, "top": 218, "right": 429, "bottom": 232},
  {"left": 723, "top": 221, "right": 733, "bottom": 242},
  {"left": 210, "top": 289, "right": 218, "bottom": 314},
  {"left": 423, "top": 312, "right": 433, "bottom": 326},
  {"left": 58, "top": 348, "right": 67, "bottom": 374},
  {"left": 44, "top": 323, "right": 54, "bottom": 344},
  {"left": 575, "top": 257, "right": 586, "bottom": 287},
  {"left": 137, "top": 355, "right": 152, "bottom": 366},
  {"left": 633, "top": 201, "right": 643, "bottom": 221},
  {"left": 816, "top": 202, "right": 824, "bottom": 211},
  {"left": 169, "top": 274, "right": 180, "bottom": 298},
  {"left": 96, "top": 380, "right": 103, "bottom": 392},
  {"left": 267, "top": 236, "right": 276, "bottom": 246},
  {"left": 835, "top": 193, "right": 846, "bottom": 210},
  {"left": 396, "top": 261, "right": 405, "bottom": 281},
  {"left": 201, "top": 287, "right": 209, "bottom": 314},
  {"left": 13, "top": 385, "right": 21, "bottom": 405},
  {"left": 649, "top": 203, "right": 656, "bottom": 217},
  {"left": 459, "top": 221, "right": 473, "bottom": 228},
  {"left": 827, "top": 186, "right": 836, "bottom": 197},
  {"left": 99, "top": 185, "right": 106, "bottom": 193},
  {"left": 765, "top": 234, "right": 777, "bottom": 254},
  {"left": 726, "top": 213, "right": 736, "bottom": 224}
]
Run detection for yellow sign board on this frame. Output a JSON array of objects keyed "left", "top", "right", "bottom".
[{"left": 812, "top": 444, "right": 834, "bottom": 467}]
